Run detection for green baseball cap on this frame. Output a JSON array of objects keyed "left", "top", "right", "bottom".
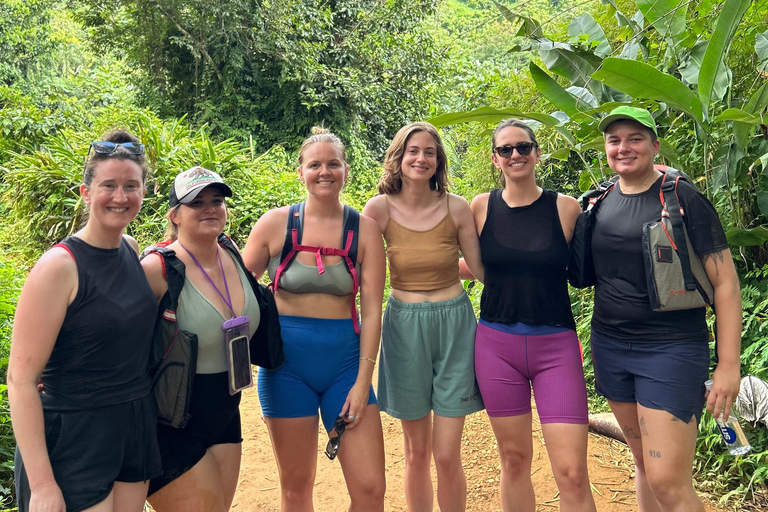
[{"left": 598, "top": 106, "right": 658, "bottom": 136}]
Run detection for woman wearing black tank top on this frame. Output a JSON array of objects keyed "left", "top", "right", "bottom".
[
  {"left": 468, "top": 119, "right": 596, "bottom": 512},
  {"left": 8, "top": 130, "right": 160, "bottom": 512}
]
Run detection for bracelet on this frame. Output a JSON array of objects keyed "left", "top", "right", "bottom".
[{"left": 359, "top": 356, "right": 376, "bottom": 364}]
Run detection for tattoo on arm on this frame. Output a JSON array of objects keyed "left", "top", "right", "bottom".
[
  {"left": 648, "top": 449, "right": 661, "bottom": 459},
  {"left": 702, "top": 251, "right": 725, "bottom": 277},
  {"left": 624, "top": 426, "right": 641, "bottom": 439},
  {"left": 639, "top": 417, "right": 649, "bottom": 436}
]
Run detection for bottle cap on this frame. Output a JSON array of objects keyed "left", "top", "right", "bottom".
[{"left": 705, "top": 379, "right": 714, "bottom": 392}]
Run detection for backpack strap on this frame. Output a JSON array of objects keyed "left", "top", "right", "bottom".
[
  {"left": 659, "top": 172, "right": 699, "bottom": 292},
  {"left": 580, "top": 175, "right": 620, "bottom": 212},
  {"left": 141, "top": 246, "right": 187, "bottom": 321}
]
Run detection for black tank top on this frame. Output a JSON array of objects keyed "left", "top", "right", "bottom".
[
  {"left": 479, "top": 188, "right": 575, "bottom": 330},
  {"left": 41, "top": 236, "right": 156, "bottom": 411}
]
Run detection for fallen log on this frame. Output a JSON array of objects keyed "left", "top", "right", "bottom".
[{"left": 588, "top": 413, "right": 626, "bottom": 444}]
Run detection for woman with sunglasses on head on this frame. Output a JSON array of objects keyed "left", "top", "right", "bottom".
[
  {"left": 242, "top": 127, "right": 386, "bottom": 511},
  {"left": 469, "top": 119, "right": 596, "bottom": 512},
  {"left": 363, "top": 122, "right": 484, "bottom": 512},
  {"left": 9, "top": 131, "right": 161, "bottom": 512},
  {"left": 141, "top": 167, "right": 258, "bottom": 512}
]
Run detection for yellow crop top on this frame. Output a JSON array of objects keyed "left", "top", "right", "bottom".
[{"left": 383, "top": 202, "right": 460, "bottom": 291}]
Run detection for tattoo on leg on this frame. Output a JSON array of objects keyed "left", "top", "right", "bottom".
[
  {"left": 639, "top": 417, "right": 649, "bottom": 436},
  {"left": 648, "top": 449, "right": 661, "bottom": 459},
  {"left": 624, "top": 426, "right": 641, "bottom": 439},
  {"left": 702, "top": 251, "right": 725, "bottom": 277}
]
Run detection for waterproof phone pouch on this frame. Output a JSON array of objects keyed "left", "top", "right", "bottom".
[{"left": 223, "top": 315, "right": 253, "bottom": 395}]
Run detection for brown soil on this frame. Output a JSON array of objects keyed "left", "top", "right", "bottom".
[{"left": 233, "top": 382, "right": 729, "bottom": 512}]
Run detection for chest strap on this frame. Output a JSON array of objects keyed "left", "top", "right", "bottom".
[{"left": 272, "top": 227, "right": 361, "bottom": 335}]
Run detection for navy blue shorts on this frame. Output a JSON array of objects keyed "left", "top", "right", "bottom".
[
  {"left": 590, "top": 330, "right": 709, "bottom": 423},
  {"left": 258, "top": 315, "right": 376, "bottom": 432}
]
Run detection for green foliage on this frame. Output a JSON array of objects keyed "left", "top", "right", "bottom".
[
  {"left": 74, "top": 0, "right": 444, "bottom": 156},
  {"left": 0, "top": 259, "right": 26, "bottom": 506},
  {"left": 0, "top": 0, "right": 55, "bottom": 85}
]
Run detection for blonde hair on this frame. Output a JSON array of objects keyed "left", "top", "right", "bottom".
[
  {"left": 297, "top": 126, "right": 347, "bottom": 166},
  {"left": 377, "top": 122, "right": 448, "bottom": 196}
]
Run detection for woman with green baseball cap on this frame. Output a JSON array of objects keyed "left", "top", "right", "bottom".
[{"left": 589, "top": 106, "right": 742, "bottom": 511}]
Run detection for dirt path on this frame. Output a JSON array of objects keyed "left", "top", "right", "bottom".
[{"left": 233, "top": 380, "right": 728, "bottom": 512}]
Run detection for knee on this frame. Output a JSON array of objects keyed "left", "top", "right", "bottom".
[
  {"left": 645, "top": 469, "right": 692, "bottom": 506},
  {"left": 280, "top": 475, "right": 314, "bottom": 504},
  {"left": 350, "top": 475, "right": 386, "bottom": 507},
  {"left": 404, "top": 440, "right": 431, "bottom": 468},
  {"left": 497, "top": 444, "right": 531, "bottom": 480},
  {"left": 432, "top": 449, "right": 462, "bottom": 476},
  {"left": 552, "top": 464, "right": 590, "bottom": 495}
]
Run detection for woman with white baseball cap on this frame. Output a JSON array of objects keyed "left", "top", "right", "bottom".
[{"left": 143, "top": 166, "right": 258, "bottom": 512}]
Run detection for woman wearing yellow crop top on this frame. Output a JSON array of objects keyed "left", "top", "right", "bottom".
[
  {"left": 363, "top": 121, "right": 485, "bottom": 512},
  {"left": 242, "top": 127, "right": 387, "bottom": 511}
]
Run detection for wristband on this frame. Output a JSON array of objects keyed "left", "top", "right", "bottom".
[{"left": 359, "top": 356, "right": 376, "bottom": 364}]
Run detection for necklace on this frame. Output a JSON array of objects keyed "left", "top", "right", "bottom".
[{"left": 620, "top": 170, "right": 659, "bottom": 194}]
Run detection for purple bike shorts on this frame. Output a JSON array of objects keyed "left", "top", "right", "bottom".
[{"left": 474, "top": 322, "right": 588, "bottom": 424}]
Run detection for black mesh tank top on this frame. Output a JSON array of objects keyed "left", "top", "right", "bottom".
[
  {"left": 479, "top": 188, "right": 576, "bottom": 330},
  {"left": 41, "top": 236, "right": 156, "bottom": 411}
]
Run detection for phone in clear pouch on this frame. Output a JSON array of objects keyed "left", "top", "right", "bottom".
[{"left": 222, "top": 315, "right": 253, "bottom": 395}]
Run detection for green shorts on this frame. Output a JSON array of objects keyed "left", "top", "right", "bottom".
[{"left": 377, "top": 293, "right": 484, "bottom": 420}]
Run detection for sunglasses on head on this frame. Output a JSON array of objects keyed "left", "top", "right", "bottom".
[
  {"left": 324, "top": 416, "right": 347, "bottom": 460},
  {"left": 493, "top": 142, "right": 538, "bottom": 158},
  {"left": 90, "top": 141, "right": 145, "bottom": 156}
]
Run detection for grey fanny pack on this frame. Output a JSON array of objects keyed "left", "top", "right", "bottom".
[{"left": 642, "top": 168, "right": 714, "bottom": 311}]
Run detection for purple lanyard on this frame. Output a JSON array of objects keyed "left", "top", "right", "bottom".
[{"left": 179, "top": 242, "right": 235, "bottom": 317}]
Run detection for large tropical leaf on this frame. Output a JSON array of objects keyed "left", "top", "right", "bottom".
[
  {"left": 756, "top": 28, "right": 768, "bottom": 72},
  {"left": 714, "top": 109, "right": 766, "bottom": 124},
  {"left": 591, "top": 58, "right": 704, "bottom": 124},
  {"left": 731, "top": 84, "right": 768, "bottom": 149},
  {"left": 493, "top": 0, "right": 543, "bottom": 38},
  {"left": 725, "top": 226, "right": 768, "bottom": 247},
  {"left": 568, "top": 13, "right": 612, "bottom": 58},
  {"left": 429, "top": 107, "right": 561, "bottom": 128},
  {"left": 698, "top": 0, "right": 752, "bottom": 120},
  {"left": 529, "top": 62, "right": 579, "bottom": 118},
  {"left": 636, "top": 0, "right": 687, "bottom": 39}
]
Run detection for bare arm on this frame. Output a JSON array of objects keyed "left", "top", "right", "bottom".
[
  {"left": 460, "top": 193, "right": 491, "bottom": 280},
  {"left": 242, "top": 208, "right": 287, "bottom": 278},
  {"left": 123, "top": 234, "right": 140, "bottom": 255},
  {"left": 556, "top": 194, "right": 581, "bottom": 244},
  {"left": 362, "top": 194, "right": 390, "bottom": 234},
  {"left": 702, "top": 249, "right": 742, "bottom": 421},
  {"left": 452, "top": 194, "right": 484, "bottom": 283},
  {"left": 341, "top": 215, "right": 385, "bottom": 429},
  {"left": 7, "top": 249, "right": 76, "bottom": 512},
  {"left": 141, "top": 253, "right": 170, "bottom": 302}
]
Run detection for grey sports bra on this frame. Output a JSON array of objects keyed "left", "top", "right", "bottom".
[
  {"left": 267, "top": 204, "right": 359, "bottom": 296},
  {"left": 267, "top": 255, "right": 358, "bottom": 295}
]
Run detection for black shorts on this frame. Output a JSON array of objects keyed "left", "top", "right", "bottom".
[
  {"left": 15, "top": 393, "right": 161, "bottom": 512},
  {"left": 148, "top": 372, "right": 242, "bottom": 496}
]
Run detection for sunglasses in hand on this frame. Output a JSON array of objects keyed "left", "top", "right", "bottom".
[
  {"left": 325, "top": 416, "right": 347, "bottom": 460},
  {"left": 492, "top": 141, "right": 538, "bottom": 158}
]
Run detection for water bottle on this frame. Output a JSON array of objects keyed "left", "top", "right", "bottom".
[{"left": 704, "top": 379, "right": 751, "bottom": 456}]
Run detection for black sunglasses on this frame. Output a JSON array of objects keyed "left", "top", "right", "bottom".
[
  {"left": 90, "top": 141, "right": 145, "bottom": 155},
  {"left": 493, "top": 142, "right": 538, "bottom": 158},
  {"left": 324, "top": 416, "right": 347, "bottom": 460}
]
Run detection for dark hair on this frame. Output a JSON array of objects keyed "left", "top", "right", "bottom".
[
  {"left": 377, "top": 122, "right": 449, "bottom": 196},
  {"left": 491, "top": 119, "right": 539, "bottom": 187},
  {"left": 83, "top": 129, "right": 148, "bottom": 186},
  {"left": 297, "top": 126, "right": 347, "bottom": 166},
  {"left": 491, "top": 119, "right": 538, "bottom": 149}
]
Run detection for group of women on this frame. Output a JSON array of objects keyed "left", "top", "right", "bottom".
[{"left": 8, "top": 106, "right": 742, "bottom": 512}]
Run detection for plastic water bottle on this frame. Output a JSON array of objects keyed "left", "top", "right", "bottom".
[{"left": 705, "top": 379, "right": 751, "bottom": 456}]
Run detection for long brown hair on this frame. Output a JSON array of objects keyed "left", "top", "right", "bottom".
[{"left": 377, "top": 122, "right": 449, "bottom": 196}]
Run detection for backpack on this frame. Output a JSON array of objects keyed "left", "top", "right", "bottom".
[
  {"left": 142, "top": 233, "right": 284, "bottom": 428},
  {"left": 568, "top": 166, "right": 714, "bottom": 311},
  {"left": 272, "top": 202, "right": 362, "bottom": 333}
]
